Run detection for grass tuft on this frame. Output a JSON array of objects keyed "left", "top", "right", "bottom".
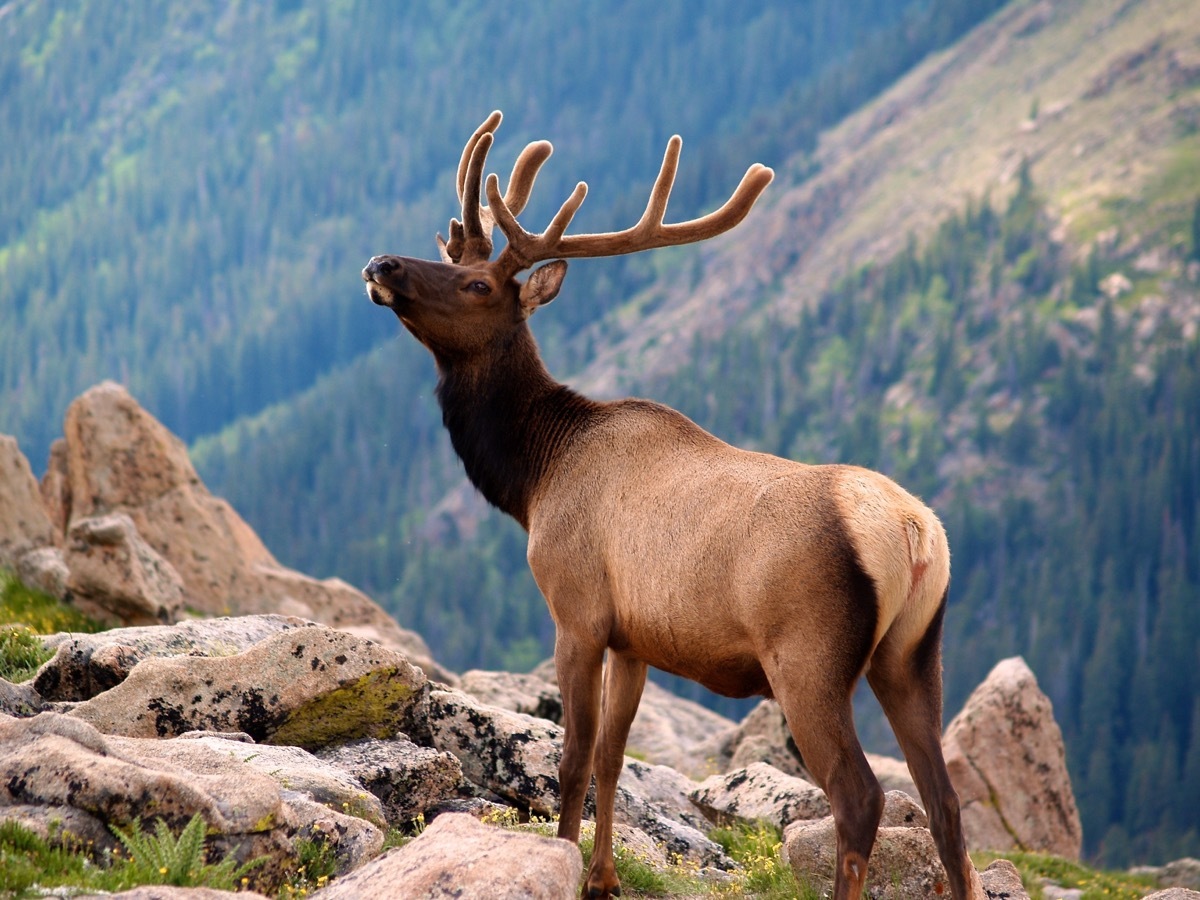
[
  {"left": 0, "top": 626, "right": 53, "bottom": 683},
  {"left": 974, "top": 850, "right": 1159, "bottom": 900},
  {"left": 0, "top": 568, "right": 103, "bottom": 635}
]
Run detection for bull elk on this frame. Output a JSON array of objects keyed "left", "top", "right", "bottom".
[{"left": 363, "top": 111, "right": 983, "bottom": 900}]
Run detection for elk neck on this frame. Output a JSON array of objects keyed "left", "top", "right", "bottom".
[{"left": 433, "top": 323, "right": 601, "bottom": 529}]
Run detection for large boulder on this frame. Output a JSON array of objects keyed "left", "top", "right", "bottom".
[
  {"left": 315, "top": 736, "right": 464, "bottom": 827},
  {"left": 34, "top": 614, "right": 323, "bottom": 702},
  {"left": 43, "top": 382, "right": 444, "bottom": 676},
  {"left": 0, "top": 434, "right": 58, "bottom": 568},
  {"left": 943, "top": 657, "right": 1082, "bottom": 858},
  {"left": 783, "top": 793, "right": 990, "bottom": 900},
  {"left": 0, "top": 713, "right": 381, "bottom": 891},
  {"left": 62, "top": 513, "right": 185, "bottom": 626},
  {"left": 66, "top": 625, "right": 427, "bottom": 749},
  {"left": 688, "top": 761, "right": 831, "bottom": 828},
  {"left": 308, "top": 812, "right": 582, "bottom": 900}
]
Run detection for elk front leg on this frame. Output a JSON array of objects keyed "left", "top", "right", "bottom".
[
  {"left": 584, "top": 652, "right": 648, "bottom": 899},
  {"left": 555, "top": 637, "right": 604, "bottom": 844}
]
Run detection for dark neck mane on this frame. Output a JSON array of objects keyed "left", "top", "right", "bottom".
[{"left": 434, "top": 326, "right": 600, "bottom": 529}]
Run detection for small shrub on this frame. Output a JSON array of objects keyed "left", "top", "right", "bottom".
[
  {"left": 111, "top": 813, "right": 264, "bottom": 890},
  {"left": 277, "top": 835, "right": 339, "bottom": 898},
  {"left": 710, "top": 821, "right": 814, "bottom": 899}
]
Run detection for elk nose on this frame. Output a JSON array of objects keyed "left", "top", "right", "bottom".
[{"left": 363, "top": 255, "right": 402, "bottom": 281}]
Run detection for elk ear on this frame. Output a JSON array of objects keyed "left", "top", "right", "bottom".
[{"left": 519, "top": 260, "right": 568, "bottom": 314}]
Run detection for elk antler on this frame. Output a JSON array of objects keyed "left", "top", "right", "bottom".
[
  {"left": 488, "top": 132, "right": 774, "bottom": 274},
  {"left": 441, "top": 112, "right": 774, "bottom": 274},
  {"left": 438, "top": 111, "right": 553, "bottom": 265}
]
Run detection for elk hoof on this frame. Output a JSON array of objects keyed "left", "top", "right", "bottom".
[{"left": 584, "top": 883, "right": 620, "bottom": 898}]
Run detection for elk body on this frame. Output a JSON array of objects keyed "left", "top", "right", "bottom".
[{"left": 363, "top": 112, "right": 983, "bottom": 900}]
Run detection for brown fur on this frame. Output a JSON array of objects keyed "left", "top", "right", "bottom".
[{"left": 363, "top": 113, "right": 983, "bottom": 900}]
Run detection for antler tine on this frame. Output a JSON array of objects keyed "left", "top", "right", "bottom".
[
  {"left": 457, "top": 132, "right": 494, "bottom": 262},
  {"left": 490, "top": 135, "right": 774, "bottom": 271},
  {"left": 635, "top": 134, "right": 682, "bottom": 234},
  {"left": 503, "top": 140, "right": 553, "bottom": 217},
  {"left": 441, "top": 112, "right": 556, "bottom": 265},
  {"left": 456, "top": 110, "right": 503, "bottom": 204}
]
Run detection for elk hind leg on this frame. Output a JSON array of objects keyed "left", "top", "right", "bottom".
[
  {"left": 774, "top": 678, "right": 884, "bottom": 900},
  {"left": 583, "top": 651, "right": 648, "bottom": 899},
  {"left": 867, "top": 600, "right": 984, "bottom": 900}
]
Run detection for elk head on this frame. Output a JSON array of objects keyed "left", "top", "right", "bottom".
[{"left": 362, "top": 110, "right": 774, "bottom": 363}]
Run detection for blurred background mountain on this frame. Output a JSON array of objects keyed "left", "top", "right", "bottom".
[{"left": 2, "top": 0, "right": 1198, "bottom": 866}]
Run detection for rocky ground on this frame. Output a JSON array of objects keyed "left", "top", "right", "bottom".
[{"left": 2, "top": 383, "right": 1197, "bottom": 898}]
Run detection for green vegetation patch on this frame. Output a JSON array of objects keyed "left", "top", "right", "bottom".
[
  {"left": 974, "top": 851, "right": 1159, "bottom": 900},
  {"left": 267, "top": 668, "right": 416, "bottom": 754},
  {"left": 0, "top": 626, "right": 53, "bottom": 683},
  {"left": 0, "top": 569, "right": 103, "bottom": 635},
  {"left": 0, "top": 814, "right": 263, "bottom": 898}
]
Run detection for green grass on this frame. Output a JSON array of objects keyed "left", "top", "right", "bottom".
[
  {"left": 0, "top": 568, "right": 103, "bottom": 635},
  {"left": 0, "top": 626, "right": 53, "bottom": 683},
  {"left": 974, "top": 850, "right": 1159, "bottom": 900},
  {"left": 0, "top": 814, "right": 264, "bottom": 898}
]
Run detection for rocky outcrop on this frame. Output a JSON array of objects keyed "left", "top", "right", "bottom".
[
  {"left": 62, "top": 512, "right": 185, "bottom": 626},
  {"left": 66, "top": 626, "right": 426, "bottom": 748},
  {"left": 943, "top": 656, "right": 1083, "bottom": 858},
  {"left": 1, "top": 618, "right": 1094, "bottom": 897},
  {"left": 481, "top": 661, "right": 738, "bottom": 778},
  {"left": 315, "top": 736, "right": 463, "bottom": 827},
  {"left": 308, "top": 812, "right": 582, "bottom": 900},
  {"left": 688, "top": 761, "right": 831, "bottom": 828},
  {"left": 0, "top": 712, "right": 346, "bottom": 889},
  {"left": 783, "top": 792, "right": 999, "bottom": 899},
  {"left": 0, "top": 384, "right": 1095, "bottom": 896},
  {"left": 0, "top": 434, "right": 59, "bottom": 569},
  {"left": 1, "top": 382, "right": 449, "bottom": 681}
]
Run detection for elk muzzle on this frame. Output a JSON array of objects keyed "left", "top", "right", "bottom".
[{"left": 363, "top": 255, "right": 408, "bottom": 307}]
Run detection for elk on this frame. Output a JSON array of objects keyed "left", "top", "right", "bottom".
[{"left": 363, "top": 111, "right": 983, "bottom": 900}]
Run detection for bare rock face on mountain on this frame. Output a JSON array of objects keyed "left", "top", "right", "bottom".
[
  {"left": 33, "top": 382, "right": 443, "bottom": 673},
  {"left": 943, "top": 656, "right": 1082, "bottom": 859}
]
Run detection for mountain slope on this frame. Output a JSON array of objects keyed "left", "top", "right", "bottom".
[
  {"left": 2, "top": 0, "right": 988, "bottom": 468},
  {"left": 577, "top": 0, "right": 1200, "bottom": 396}
]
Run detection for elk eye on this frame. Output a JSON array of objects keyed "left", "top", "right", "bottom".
[{"left": 467, "top": 280, "right": 491, "bottom": 295}]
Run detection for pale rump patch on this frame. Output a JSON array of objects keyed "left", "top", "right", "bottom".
[{"left": 833, "top": 469, "right": 949, "bottom": 653}]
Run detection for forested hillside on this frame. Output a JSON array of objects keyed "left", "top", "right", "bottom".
[
  {"left": 5, "top": 0, "right": 1200, "bottom": 870},
  {"left": 0, "top": 0, "right": 1000, "bottom": 466}
]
